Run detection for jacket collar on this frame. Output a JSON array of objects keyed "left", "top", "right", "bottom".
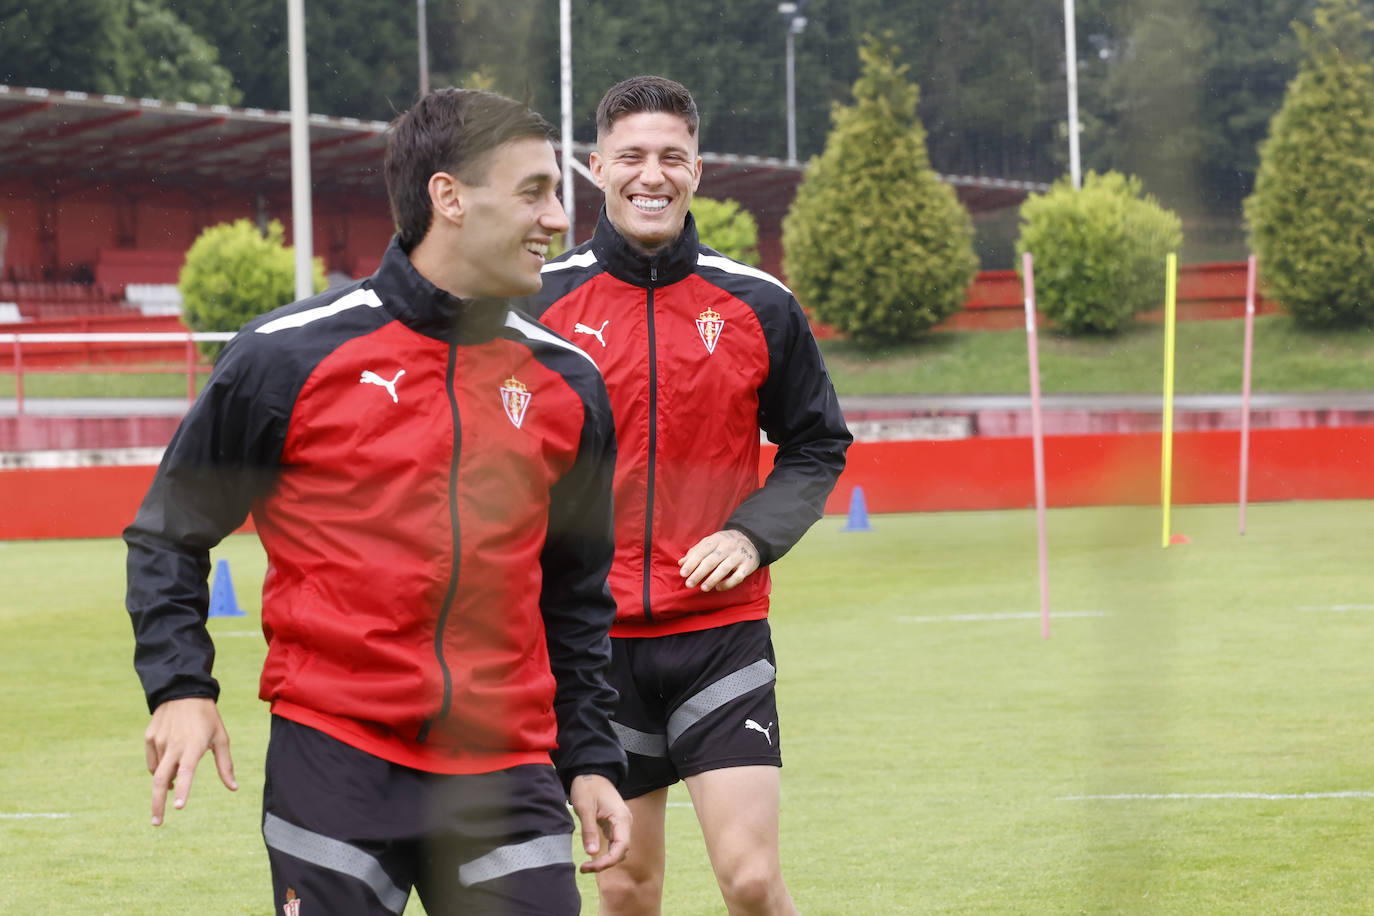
[
  {"left": 369, "top": 236, "right": 509, "bottom": 343},
  {"left": 590, "top": 208, "right": 699, "bottom": 288}
]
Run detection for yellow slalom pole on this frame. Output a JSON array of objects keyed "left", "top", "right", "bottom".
[{"left": 1161, "top": 252, "right": 1178, "bottom": 549}]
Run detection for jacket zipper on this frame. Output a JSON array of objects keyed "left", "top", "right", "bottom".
[
  {"left": 642, "top": 265, "right": 658, "bottom": 622},
  {"left": 418, "top": 341, "right": 462, "bottom": 742}
]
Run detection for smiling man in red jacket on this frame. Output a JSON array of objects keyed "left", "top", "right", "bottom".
[
  {"left": 126, "top": 88, "right": 630, "bottom": 915},
  {"left": 527, "top": 76, "right": 851, "bottom": 916}
]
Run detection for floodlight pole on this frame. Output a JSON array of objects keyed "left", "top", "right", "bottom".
[
  {"left": 560, "top": 0, "right": 574, "bottom": 245},
  {"left": 418, "top": 0, "right": 429, "bottom": 96},
  {"left": 287, "top": 0, "right": 314, "bottom": 302},
  {"left": 779, "top": 2, "right": 807, "bottom": 165},
  {"left": 1064, "top": 0, "right": 1082, "bottom": 189}
]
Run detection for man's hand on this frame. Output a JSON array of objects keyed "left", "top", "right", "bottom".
[
  {"left": 679, "top": 529, "right": 760, "bottom": 592},
  {"left": 569, "top": 773, "right": 631, "bottom": 873},
  {"left": 144, "top": 697, "right": 237, "bottom": 826}
]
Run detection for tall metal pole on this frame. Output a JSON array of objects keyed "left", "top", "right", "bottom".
[
  {"left": 784, "top": 26, "right": 797, "bottom": 164},
  {"left": 417, "top": 0, "right": 429, "bottom": 96},
  {"left": 1064, "top": 0, "right": 1081, "bottom": 189},
  {"left": 287, "top": 0, "right": 314, "bottom": 301},
  {"left": 560, "top": 0, "right": 574, "bottom": 245}
]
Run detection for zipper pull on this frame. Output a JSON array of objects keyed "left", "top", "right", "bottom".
[{"left": 650, "top": 264, "right": 658, "bottom": 283}]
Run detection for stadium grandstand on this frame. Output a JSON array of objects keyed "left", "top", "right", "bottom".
[{"left": 0, "top": 83, "right": 1045, "bottom": 325}]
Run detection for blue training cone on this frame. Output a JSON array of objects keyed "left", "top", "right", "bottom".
[
  {"left": 208, "top": 558, "right": 245, "bottom": 617},
  {"left": 841, "top": 485, "right": 873, "bottom": 532}
]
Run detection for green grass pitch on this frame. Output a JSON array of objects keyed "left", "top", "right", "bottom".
[{"left": 2, "top": 501, "right": 1372, "bottom": 914}]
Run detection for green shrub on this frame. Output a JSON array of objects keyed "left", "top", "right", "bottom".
[
  {"left": 691, "top": 196, "right": 760, "bottom": 266},
  {"left": 179, "top": 219, "right": 325, "bottom": 357},
  {"left": 1015, "top": 171, "right": 1182, "bottom": 335},
  {"left": 782, "top": 34, "right": 977, "bottom": 346},
  {"left": 1245, "top": 0, "right": 1374, "bottom": 329}
]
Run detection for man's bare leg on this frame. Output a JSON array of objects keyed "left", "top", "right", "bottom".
[
  {"left": 686, "top": 766, "right": 798, "bottom": 916},
  {"left": 597, "top": 787, "right": 669, "bottom": 915}
]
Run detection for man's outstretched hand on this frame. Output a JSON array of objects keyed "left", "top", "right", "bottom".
[
  {"left": 144, "top": 697, "right": 237, "bottom": 826},
  {"left": 569, "top": 773, "right": 631, "bottom": 873}
]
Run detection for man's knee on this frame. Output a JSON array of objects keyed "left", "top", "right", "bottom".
[
  {"left": 596, "top": 862, "right": 664, "bottom": 915},
  {"left": 722, "top": 858, "right": 784, "bottom": 907}
]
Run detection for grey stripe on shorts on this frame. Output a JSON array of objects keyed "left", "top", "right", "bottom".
[
  {"left": 262, "top": 813, "right": 409, "bottom": 914},
  {"left": 667, "top": 658, "right": 777, "bottom": 746},
  {"left": 458, "top": 833, "right": 574, "bottom": 887},
  {"left": 611, "top": 720, "right": 670, "bottom": 758}
]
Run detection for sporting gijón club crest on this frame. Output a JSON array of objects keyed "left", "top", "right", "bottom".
[
  {"left": 696, "top": 307, "right": 724, "bottom": 354},
  {"left": 500, "top": 375, "right": 532, "bottom": 428}
]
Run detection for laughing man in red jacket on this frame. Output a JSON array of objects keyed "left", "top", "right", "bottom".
[
  {"left": 528, "top": 76, "right": 852, "bottom": 916},
  {"left": 126, "top": 89, "right": 630, "bottom": 915}
]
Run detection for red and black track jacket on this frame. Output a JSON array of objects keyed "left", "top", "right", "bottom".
[
  {"left": 126, "top": 238, "right": 626, "bottom": 788},
  {"left": 526, "top": 210, "right": 851, "bottom": 638}
]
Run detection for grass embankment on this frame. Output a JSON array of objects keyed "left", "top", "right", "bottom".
[
  {"left": 822, "top": 315, "right": 1374, "bottom": 395},
  {"left": 1, "top": 316, "right": 1371, "bottom": 399}
]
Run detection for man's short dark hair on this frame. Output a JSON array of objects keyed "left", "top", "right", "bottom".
[
  {"left": 384, "top": 88, "right": 557, "bottom": 250},
  {"left": 595, "top": 76, "right": 699, "bottom": 142}
]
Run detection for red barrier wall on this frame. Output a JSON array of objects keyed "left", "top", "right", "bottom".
[
  {"left": 938, "top": 262, "right": 1283, "bottom": 331},
  {"left": 791, "top": 426, "right": 1374, "bottom": 514},
  {"left": 1, "top": 465, "right": 157, "bottom": 539},
  {"left": 3, "top": 427, "right": 1370, "bottom": 540},
  {"left": 0, "top": 464, "right": 256, "bottom": 540}
]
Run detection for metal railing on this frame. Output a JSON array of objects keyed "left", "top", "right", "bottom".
[{"left": 0, "top": 331, "right": 236, "bottom": 417}]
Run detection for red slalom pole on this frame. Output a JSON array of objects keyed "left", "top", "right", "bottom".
[
  {"left": 1238, "top": 254, "right": 1257, "bottom": 534},
  {"left": 1022, "top": 252, "right": 1051, "bottom": 639}
]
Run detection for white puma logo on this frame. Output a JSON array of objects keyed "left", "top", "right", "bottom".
[
  {"left": 359, "top": 368, "right": 405, "bottom": 403},
  {"left": 744, "top": 719, "right": 774, "bottom": 746},
  {"left": 573, "top": 320, "right": 609, "bottom": 348}
]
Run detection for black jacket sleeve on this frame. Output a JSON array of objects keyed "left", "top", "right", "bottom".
[
  {"left": 538, "top": 374, "right": 627, "bottom": 793},
  {"left": 724, "top": 295, "right": 852, "bottom": 567},
  {"left": 124, "top": 334, "right": 286, "bottom": 713}
]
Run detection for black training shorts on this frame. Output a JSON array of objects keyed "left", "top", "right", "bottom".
[
  {"left": 261, "top": 716, "right": 579, "bottom": 916},
  {"left": 607, "top": 619, "right": 781, "bottom": 800}
]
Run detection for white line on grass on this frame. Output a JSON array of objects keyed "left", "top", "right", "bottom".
[
  {"left": 0, "top": 812, "right": 72, "bottom": 819},
  {"left": 1058, "top": 791, "right": 1374, "bottom": 801},
  {"left": 1297, "top": 604, "right": 1374, "bottom": 612},
  {"left": 895, "top": 611, "right": 1110, "bottom": 623}
]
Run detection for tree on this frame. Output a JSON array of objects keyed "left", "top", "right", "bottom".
[
  {"left": 837, "top": 0, "right": 1070, "bottom": 179},
  {"left": 1080, "top": 0, "right": 1212, "bottom": 218},
  {"left": 1, "top": 0, "right": 128, "bottom": 94},
  {"left": 0, "top": 0, "right": 239, "bottom": 104},
  {"left": 1245, "top": 0, "right": 1374, "bottom": 328},
  {"left": 552, "top": 0, "right": 805, "bottom": 153},
  {"left": 691, "top": 197, "right": 759, "bottom": 266},
  {"left": 124, "top": 0, "right": 240, "bottom": 104},
  {"left": 179, "top": 219, "right": 325, "bottom": 357},
  {"left": 1080, "top": 0, "right": 1315, "bottom": 217},
  {"left": 176, "top": 0, "right": 467, "bottom": 119},
  {"left": 782, "top": 35, "right": 978, "bottom": 346},
  {"left": 1016, "top": 171, "right": 1182, "bottom": 335}
]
